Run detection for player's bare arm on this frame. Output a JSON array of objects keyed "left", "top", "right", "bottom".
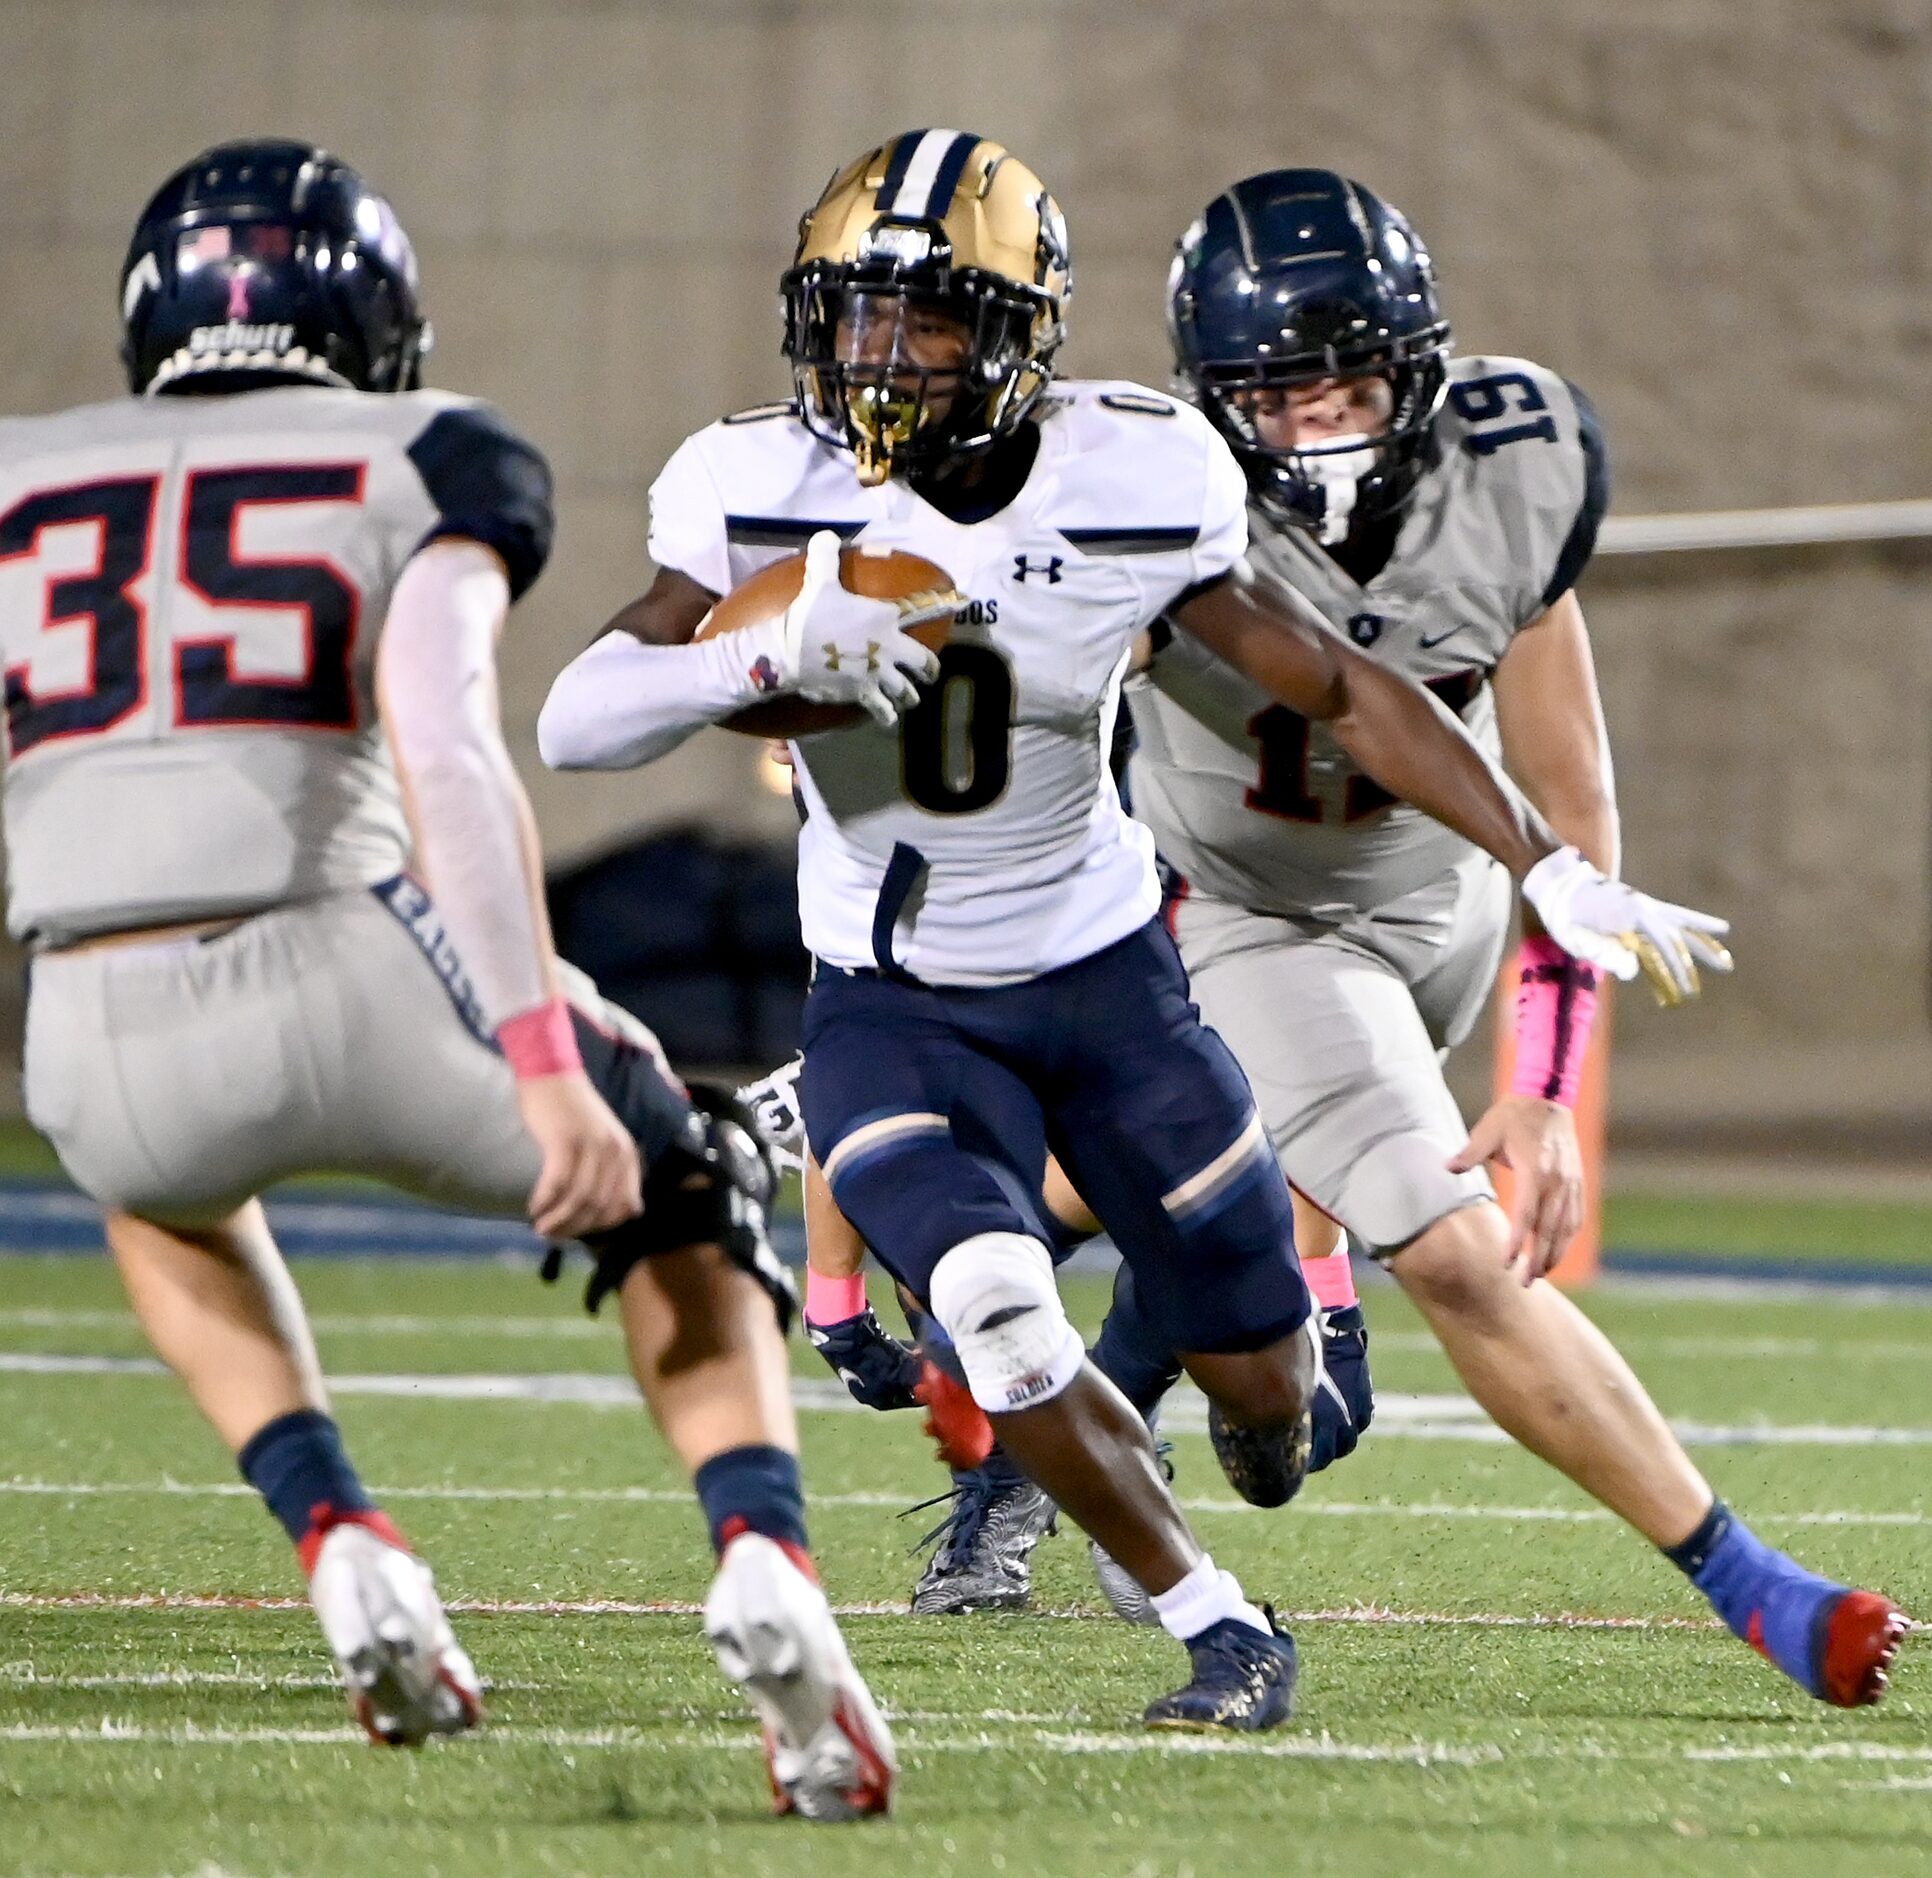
[
  {"left": 603, "top": 564, "right": 718, "bottom": 647},
  {"left": 1448, "top": 589, "right": 1619, "bottom": 1275},
  {"left": 1171, "top": 566, "right": 1729, "bottom": 1001},
  {"left": 1493, "top": 591, "right": 1619, "bottom": 877},
  {"left": 377, "top": 538, "right": 640, "bottom": 1239},
  {"left": 1172, "top": 563, "right": 1558, "bottom": 874}
]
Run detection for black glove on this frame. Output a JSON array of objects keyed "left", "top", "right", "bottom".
[{"left": 806, "top": 1305, "right": 924, "bottom": 1411}]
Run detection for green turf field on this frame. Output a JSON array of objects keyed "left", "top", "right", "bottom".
[{"left": 1, "top": 1254, "right": 1927, "bottom": 1877}]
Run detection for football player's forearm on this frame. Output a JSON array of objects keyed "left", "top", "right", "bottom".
[
  {"left": 805, "top": 1159, "right": 869, "bottom": 1282},
  {"left": 537, "top": 629, "right": 774, "bottom": 770},
  {"left": 379, "top": 544, "right": 558, "bottom": 1029},
  {"left": 1330, "top": 650, "right": 1559, "bottom": 878}
]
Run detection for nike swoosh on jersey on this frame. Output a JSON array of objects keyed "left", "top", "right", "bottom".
[{"left": 1417, "top": 623, "right": 1471, "bottom": 649}]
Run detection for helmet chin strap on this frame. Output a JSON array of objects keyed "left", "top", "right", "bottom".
[{"left": 1295, "top": 433, "right": 1379, "bottom": 544}]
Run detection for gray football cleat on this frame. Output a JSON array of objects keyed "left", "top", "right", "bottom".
[
  {"left": 1089, "top": 1540, "right": 1161, "bottom": 1625},
  {"left": 907, "top": 1465, "right": 1056, "bottom": 1614}
]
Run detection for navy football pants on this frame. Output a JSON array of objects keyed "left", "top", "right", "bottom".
[{"left": 800, "top": 921, "right": 1310, "bottom": 1357}]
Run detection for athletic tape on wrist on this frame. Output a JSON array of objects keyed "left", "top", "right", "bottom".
[
  {"left": 1510, "top": 936, "right": 1599, "bottom": 1108},
  {"left": 497, "top": 995, "right": 583, "bottom": 1080}
]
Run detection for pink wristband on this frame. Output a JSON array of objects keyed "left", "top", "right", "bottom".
[
  {"left": 1510, "top": 937, "right": 1599, "bottom": 1108},
  {"left": 496, "top": 996, "right": 583, "bottom": 1081},
  {"left": 805, "top": 1269, "right": 868, "bottom": 1325}
]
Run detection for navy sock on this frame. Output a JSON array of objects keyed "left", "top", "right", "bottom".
[
  {"left": 236, "top": 1409, "right": 375, "bottom": 1548},
  {"left": 695, "top": 1443, "right": 809, "bottom": 1557},
  {"left": 1661, "top": 1498, "right": 1732, "bottom": 1578},
  {"left": 1090, "top": 1264, "right": 1183, "bottom": 1420},
  {"left": 962, "top": 1445, "right": 1028, "bottom": 1492},
  {"left": 904, "top": 1302, "right": 970, "bottom": 1389}
]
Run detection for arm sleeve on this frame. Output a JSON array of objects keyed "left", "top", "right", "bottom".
[
  {"left": 1540, "top": 381, "right": 1611, "bottom": 609},
  {"left": 377, "top": 541, "right": 552, "bottom": 1029},
  {"left": 406, "top": 403, "right": 556, "bottom": 602},
  {"left": 537, "top": 624, "right": 787, "bottom": 771},
  {"left": 646, "top": 432, "right": 734, "bottom": 595}
]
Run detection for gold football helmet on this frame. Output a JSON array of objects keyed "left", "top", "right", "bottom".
[{"left": 782, "top": 130, "right": 1071, "bottom": 484}]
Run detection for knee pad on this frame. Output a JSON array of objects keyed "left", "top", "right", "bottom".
[
  {"left": 927, "top": 1231, "right": 1085, "bottom": 1415},
  {"left": 548, "top": 1086, "right": 797, "bottom": 1333}
]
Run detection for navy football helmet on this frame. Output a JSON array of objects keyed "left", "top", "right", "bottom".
[
  {"left": 120, "top": 139, "right": 429, "bottom": 396},
  {"left": 1168, "top": 170, "right": 1451, "bottom": 535}
]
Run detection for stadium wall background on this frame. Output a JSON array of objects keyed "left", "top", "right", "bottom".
[{"left": 0, "top": 0, "right": 1926, "bottom": 1149}]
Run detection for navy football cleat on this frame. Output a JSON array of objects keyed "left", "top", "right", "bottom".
[
  {"left": 1310, "top": 1303, "right": 1373, "bottom": 1472},
  {"left": 1144, "top": 1613, "right": 1298, "bottom": 1732}
]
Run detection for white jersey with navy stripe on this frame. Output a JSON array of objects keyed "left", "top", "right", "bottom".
[
  {"left": 647, "top": 382, "right": 1248, "bottom": 986},
  {"left": 1129, "top": 354, "right": 1606, "bottom": 917},
  {"left": 0, "top": 385, "right": 552, "bottom": 946}
]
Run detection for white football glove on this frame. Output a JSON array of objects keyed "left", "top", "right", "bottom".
[
  {"left": 752, "top": 530, "right": 947, "bottom": 728},
  {"left": 1521, "top": 846, "right": 1733, "bottom": 1006},
  {"left": 736, "top": 1053, "right": 806, "bottom": 1174}
]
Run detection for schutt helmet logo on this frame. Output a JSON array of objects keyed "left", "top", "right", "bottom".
[{"left": 1013, "top": 554, "right": 1064, "bottom": 584}]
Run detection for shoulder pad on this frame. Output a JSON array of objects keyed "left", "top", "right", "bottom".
[
  {"left": 1096, "top": 389, "right": 1181, "bottom": 418},
  {"left": 406, "top": 399, "right": 554, "bottom": 600},
  {"left": 721, "top": 399, "right": 801, "bottom": 427}
]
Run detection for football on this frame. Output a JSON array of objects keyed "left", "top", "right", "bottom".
[{"left": 695, "top": 544, "right": 962, "bottom": 737}]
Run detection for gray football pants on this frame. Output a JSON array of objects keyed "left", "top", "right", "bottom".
[
  {"left": 1170, "top": 851, "right": 1511, "bottom": 1253},
  {"left": 22, "top": 886, "right": 663, "bottom": 1226}
]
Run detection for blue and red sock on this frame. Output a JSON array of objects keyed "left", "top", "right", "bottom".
[
  {"left": 237, "top": 1408, "right": 405, "bottom": 1575},
  {"left": 1664, "top": 1499, "right": 1844, "bottom": 1696},
  {"left": 695, "top": 1444, "right": 813, "bottom": 1578}
]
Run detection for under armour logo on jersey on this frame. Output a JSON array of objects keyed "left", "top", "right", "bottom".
[
  {"left": 1013, "top": 554, "right": 1064, "bottom": 584},
  {"left": 1348, "top": 612, "right": 1385, "bottom": 647}
]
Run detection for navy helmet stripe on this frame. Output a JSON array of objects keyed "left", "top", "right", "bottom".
[
  {"left": 923, "top": 132, "right": 981, "bottom": 220},
  {"left": 874, "top": 133, "right": 924, "bottom": 213},
  {"left": 875, "top": 129, "right": 978, "bottom": 220}
]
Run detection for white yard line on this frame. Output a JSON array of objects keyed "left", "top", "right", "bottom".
[
  {"left": 3, "top": 1718, "right": 1927, "bottom": 1773},
  {"left": 13, "top": 1308, "right": 1932, "bottom": 1363},
  {"left": 9, "top": 1351, "right": 1932, "bottom": 1450},
  {"left": 0, "top": 1666, "right": 541, "bottom": 1691},
  {"left": 0, "top": 1588, "right": 1730, "bottom": 1630},
  {"left": 4, "top": 1477, "right": 1927, "bottom": 1529},
  {"left": 0, "top": 1719, "right": 1502, "bottom": 1763},
  {"left": 0, "top": 1307, "right": 607, "bottom": 1340},
  {"left": 1369, "top": 1329, "right": 1932, "bottom": 1363}
]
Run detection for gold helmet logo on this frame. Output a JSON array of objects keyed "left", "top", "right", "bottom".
[{"left": 782, "top": 130, "right": 1072, "bottom": 484}]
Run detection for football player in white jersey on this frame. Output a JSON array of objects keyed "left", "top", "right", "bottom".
[
  {"left": 540, "top": 130, "right": 1731, "bottom": 1729},
  {"left": 0, "top": 141, "right": 896, "bottom": 1815},
  {"left": 1092, "top": 169, "right": 1906, "bottom": 1707}
]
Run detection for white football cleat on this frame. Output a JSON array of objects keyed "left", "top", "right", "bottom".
[
  {"left": 307, "top": 1517, "right": 482, "bottom": 1746},
  {"left": 703, "top": 1530, "right": 896, "bottom": 1820}
]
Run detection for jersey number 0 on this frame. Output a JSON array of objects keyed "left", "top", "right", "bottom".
[
  {"left": 900, "top": 642, "right": 1015, "bottom": 814},
  {"left": 1, "top": 465, "right": 364, "bottom": 759}
]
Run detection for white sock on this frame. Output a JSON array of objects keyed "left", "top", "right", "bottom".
[{"left": 1150, "top": 1552, "right": 1270, "bottom": 1643}]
